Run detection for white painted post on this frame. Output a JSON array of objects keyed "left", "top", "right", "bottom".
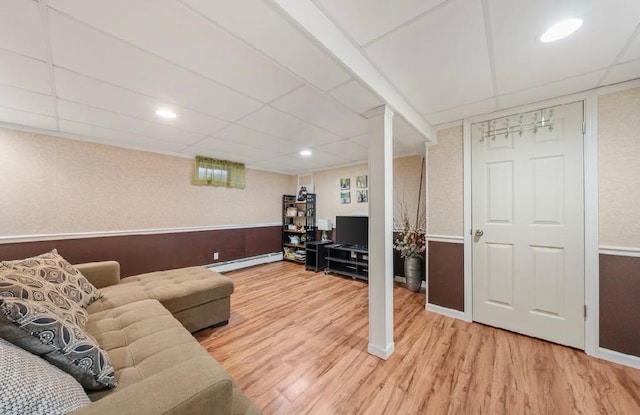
[{"left": 366, "top": 105, "right": 395, "bottom": 360}]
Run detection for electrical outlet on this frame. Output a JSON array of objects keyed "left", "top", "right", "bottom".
[{"left": 213, "top": 252, "right": 219, "bottom": 260}]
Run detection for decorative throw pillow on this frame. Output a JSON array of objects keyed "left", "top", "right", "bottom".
[
  {"left": 0, "top": 268, "right": 88, "bottom": 328},
  {"left": 0, "top": 296, "right": 117, "bottom": 390},
  {"left": 0, "top": 337, "right": 90, "bottom": 415},
  {"left": 2, "top": 249, "right": 102, "bottom": 308}
]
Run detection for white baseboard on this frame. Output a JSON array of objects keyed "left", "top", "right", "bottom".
[
  {"left": 426, "top": 303, "right": 466, "bottom": 321},
  {"left": 598, "top": 348, "right": 640, "bottom": 369},
  {"left": 368, "top": 342, "right": 395, "bottom": 360},
  {"left": 209, "top": 252, "right": 282, "bottom": 273}
]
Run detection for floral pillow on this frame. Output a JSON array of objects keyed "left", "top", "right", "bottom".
[
  {"left": 2, "top": 249, "right": 102, "bottom": 308},
  {"left": 0, "top": 295, "right": 117, "bottom": 390}
]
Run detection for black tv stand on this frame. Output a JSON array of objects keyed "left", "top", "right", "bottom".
[{"left": 324, "top": 244, "right": 368, "bottom": 281}]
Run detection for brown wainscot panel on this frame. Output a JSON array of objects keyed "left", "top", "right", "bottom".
[
  {"left": 599, "top": 254, "right": 640, "bottom": 357},
  {"left": 427, "top": 241, "right": 464, "bottom": 312},
  {"left": 0, "top": 226, "right": 281, "bottom": 278}
]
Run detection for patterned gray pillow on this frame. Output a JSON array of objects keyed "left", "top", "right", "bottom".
[
  {"left": 0, "top": 337, "right": 90, "bottom": 415},
  {"left": 2, "top": 249, "right": 102, "bottom": 308},
  {"left": 0, "top": 296, "right": 117, "bottom": 390},
  {"left": 0, "top": 268, "right": 88, "bottom": 328}
]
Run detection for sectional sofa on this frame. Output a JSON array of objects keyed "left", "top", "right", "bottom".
[{"left": 0, "top": 250, "right": 260, "bottom": 415}]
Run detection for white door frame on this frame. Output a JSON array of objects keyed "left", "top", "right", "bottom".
[{"left": 463, "top": 93, "right": 599, "bottom": 356}]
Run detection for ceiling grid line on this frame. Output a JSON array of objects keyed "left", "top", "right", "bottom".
[
  {"left": 50, "top": 67, "right": 230, "bottom": 133},
  {"left": 173, "top": 0, "right": 348, "bottom": 93},
  {"left": 38, "top": 0, "right": 60, "bottom": 130},
  {"left": 356, "top": 0, "right": 456, "bottom": 49},
  {"left": 47, "top": 7, "right": 265, "bottom": 110},
  {"left": 596, "top": 21, "right": 640, "bottom": 87},
  {"left": 480, "top": 0, "right": 500, "bottom": 109}
]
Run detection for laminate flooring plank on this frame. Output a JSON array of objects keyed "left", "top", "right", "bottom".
[{"left": 196, "top": 262, "right": 640, "bottom": 415}]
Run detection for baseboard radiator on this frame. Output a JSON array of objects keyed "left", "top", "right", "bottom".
[{"left": 208, "top": 252, "right": 283, "bottom": 273}]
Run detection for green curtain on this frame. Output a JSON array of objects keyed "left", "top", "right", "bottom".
[{"left": 192, "top": 156, "right": 246, "bottom": 189}]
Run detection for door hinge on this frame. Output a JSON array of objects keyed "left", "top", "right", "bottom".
[
  {"left": 584, "top": 305, "right": 587, "bottom": 319},
  {"left": 582, "top": 122, "right": 586, "bottom": 134}
]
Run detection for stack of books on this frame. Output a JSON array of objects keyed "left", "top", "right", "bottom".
[{"left": 294, "top": 249, "right": 306, "bottom": 261}]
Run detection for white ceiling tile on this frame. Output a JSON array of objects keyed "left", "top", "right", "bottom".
[
  {"left": 192, "top": 136, "right": 282, "bottom": 162},
  {"left": 425, "top": 98, "right": 497, "bottom": 125},
  {"left": 0, "top": 0, "right": 46, "bottom": 60},
  {"left": 315, "top": 140, "right": 368, "bottom": 162},
  {"left": 239, "top": 105, "right": 305, "bottom": 138},
  {"left": 602, "top": 59, "right": 640, "bottom": 86},
  {"left": 48, "top": 10, "right": 262, "bottom": 122},
  {"left": 59, "top": 119, "right": 188, "bottom": 154},
  {"left": 302, "top": 149, "right": 348, "bottom": 166},
  {"left": 271, "top": 86, "right": 368, "bottom": 137},
  {"left": 182, "top": 0, "right": 351, "bottom": 91},
  {"left": 0, "top": 85, "right": 53, "bottom": 116},
  {"left": 57, "top": 100, "right": 203, "bottom": 145},
  {"left": 490, "top": 0, "right": 640, "bottom": 94},
  {"left": 256, "top": 154, "right": 322, "bottom": 172},
  {"left": 498, "top": 71, "right": 604, "bottom": 111},
  {"left": 0, "top": 106, "right": 56, "bottom": 130},
  {"left": 0, "top": 50, "right": 50, "bottom": 94},
  {"left": 212, "top": 124, "right": 298, "bottom": 152},
  {"left": 47, "top": 0, "right": 303, "bottom": 103},
  {"left": 247, "top": 161, "right": 299, "bottom": 175},
  {"left": 349, "top": 134, "right": 369, "bottom": 148},
  {"left": 365, "top": 0, "right": 494, "bottom": 114},
  {"left": 328, "top": 79, "right": 382, "bottom": 114},
  {"left": 54, "top": 68, "right": 229, "bottom": 135},
  {"left": 316, "top": 0, "right": 446, "bottom": 45},
  {"left": 289, "top": 123, "right": 344, "bottom": 147},
  {"left": 621, "top": 32, "right": 640, "bottom": 63}
]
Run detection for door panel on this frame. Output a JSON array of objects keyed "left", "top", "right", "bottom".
[{"left": 472, "top": 101, "right": 585, "bottom": 349}]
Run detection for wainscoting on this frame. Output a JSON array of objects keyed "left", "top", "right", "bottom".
[
  {"left": 599, "top": 253, "right": 640, "bottom": 357},
  {"left": 427, "top": 240, "right": 464, "bottom": 311},
  {"left": 0, "top": 225, "right": 281, "bottom": 277}
]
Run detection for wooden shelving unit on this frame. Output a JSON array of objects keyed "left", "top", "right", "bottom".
[{"left": 282, "top": 194, "right": 316, "bottom": 264}]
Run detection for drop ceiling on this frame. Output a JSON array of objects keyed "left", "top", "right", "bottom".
[{"left": 0, "top": 0, "right": 638, "bottom": 174}]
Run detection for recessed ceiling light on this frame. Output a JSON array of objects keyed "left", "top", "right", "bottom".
[
  {"left": 540, "top": 18, "right": 583, "bottom": 43},
  {"left": 155, "top": 108, "right": 177, "bottom": 119},
  {"left": 300, "top": 149, "right": 312, "bottom": 157}
]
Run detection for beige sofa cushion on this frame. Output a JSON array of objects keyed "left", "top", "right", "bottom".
[
  {"left": 86, "top": 267, "right": 233, "bottom": 315},
  {"left": 85, "top": 299, "right": 221, "bottom": 398}
]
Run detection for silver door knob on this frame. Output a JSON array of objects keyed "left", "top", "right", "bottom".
[{"left": 475, "top": 229, "right": 484, "bottom": 237}]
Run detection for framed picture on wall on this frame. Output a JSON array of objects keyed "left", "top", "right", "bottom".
[
  {"left": 340, "top": 191, "right": 351, "bottom": 204},
  {"left": 357, "top": 189, "right": 368, "bottom": 203},
  {"left": 356, "top": 175, "right": 367, "bottom": 188},
  {"left": 340, "top": 177, "right": 350, "bottom": 190}
]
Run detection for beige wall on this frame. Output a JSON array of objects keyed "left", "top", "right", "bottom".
[
  {"left": 427, "top": 125, "right": 464, "bottom": 237},
  {"left": 598, "top": 87, "right": 640, "bottom": 248},
  {"left": 0, "top": 128, "right": 291, "bottom": 236},
  {"left": 307, "top": 155, "right": 425, "bottom": 228}
]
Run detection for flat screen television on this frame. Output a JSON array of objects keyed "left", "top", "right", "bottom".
[{"left": 335, "top": 216, "right": 368, "bottom": 248}]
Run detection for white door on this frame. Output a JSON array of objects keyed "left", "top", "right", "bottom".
[{"left": 471, "top": 101, "right": 585, "bottom": 349}]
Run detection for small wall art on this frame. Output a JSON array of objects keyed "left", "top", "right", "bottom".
[
  {"left": 340, "top": 190, "right": 351, "bottom": 204},
  {"left": 340, "top": 177, "right": 351, "bottom": 190},
  {"left": 356, "top": 175, "right": 368, "bottom": 188},
  {"left": 357, "top": 189, "right": 368, "bottom": 203}
]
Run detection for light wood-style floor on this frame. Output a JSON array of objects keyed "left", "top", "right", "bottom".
[{"left": 195, "top": 261, "right": 640, "bottom": 415}]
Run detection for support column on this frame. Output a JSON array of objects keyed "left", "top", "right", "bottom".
[{"left": 366, "top": 105, "right": 394, "bottom": 360}]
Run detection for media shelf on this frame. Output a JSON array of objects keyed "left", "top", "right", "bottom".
[
  {"left": 282, "top": 194, "right": 316, "bottom": 264},
  {"left": 324, "top": 244, "right": 368, "bottom": 281}
]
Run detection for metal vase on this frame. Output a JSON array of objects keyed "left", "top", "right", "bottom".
[{"left": 404, "top": 256, "right": 423, "bottom": 292}]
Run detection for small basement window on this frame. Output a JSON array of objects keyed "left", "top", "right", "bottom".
[{"left": 192, "top": 156, "right": 245, "bottom": 189}]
